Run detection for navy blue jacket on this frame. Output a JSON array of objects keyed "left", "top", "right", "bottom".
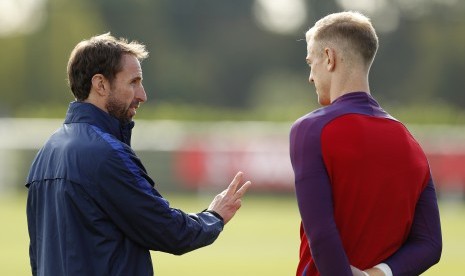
[{"left": 26, "top": 102, "right": 224, "bottom": 276}]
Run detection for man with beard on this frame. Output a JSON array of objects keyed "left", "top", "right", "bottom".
[{"left": 26, "top": 33, "right": 251, "bottom": 276}]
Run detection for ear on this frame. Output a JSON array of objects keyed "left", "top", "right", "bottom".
[
  {"left": 91, "top": 74, "right": 109, "bottom": 97},
  {"left": 324, "top": 47, "right": 336, "bottom": 72}
]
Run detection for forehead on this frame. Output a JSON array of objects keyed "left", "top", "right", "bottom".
[
  {"left": 118, "top": 54, "right": 142, "bottom": 76},
  {"left": 306, "top": 37, "right": 317, "bottom": 60}
]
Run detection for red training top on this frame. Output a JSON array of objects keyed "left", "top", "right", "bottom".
[{"left": 290, "top": 92, "right": 441, "bottom": 275}]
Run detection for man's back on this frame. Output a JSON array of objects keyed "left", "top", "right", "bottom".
[
  {"left": 322, "top": 113, "right": 429, "bottom": 267},
  {"left": 291, "top": 92, "right": 433, "bottom": 275}
]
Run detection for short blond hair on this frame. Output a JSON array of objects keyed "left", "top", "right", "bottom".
[
  {"left": 306, "top": 11, "right": 378, "bottom": 67},
  {"left": 67, "top": 33, "right": 149, "bottom": 101}
]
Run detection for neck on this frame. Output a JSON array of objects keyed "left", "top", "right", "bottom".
[
  {"left": 330, "top": 68, "right": 370, "bottom": 103},
  {"left": 84, "top": 90, "right": 109, "bottom": 114}
]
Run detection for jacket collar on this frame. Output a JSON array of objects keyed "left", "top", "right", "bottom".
[{"left": 64, "top": 101, "right": 135, "bottom": 146}]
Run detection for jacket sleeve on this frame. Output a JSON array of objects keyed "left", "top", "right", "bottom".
[
  {"left": 384, "top": 177, "right": 442, "bottom": 275},
  {"left": 92, "top": 143, "right": 224, "bottom": 255},
  {"left": 290, "top": 120, "right": 352, "bottom": 276}
]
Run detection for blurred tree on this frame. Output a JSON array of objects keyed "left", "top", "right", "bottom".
[
  {"left": 0, "top": 0, "right": 463, "bottom": 123},
  {"left": 0, "top": 0, "right": 106, "bottom": 116},
  {"left": 95, "top": 0, "right": 308, "bottom": 108}
]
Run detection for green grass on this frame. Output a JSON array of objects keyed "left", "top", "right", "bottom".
[
  {"left": 1, "top": 192, "right": 464, "bottom": 275},
  {"left": 153, "top": 194, "right": 300, "bottom": 275}
]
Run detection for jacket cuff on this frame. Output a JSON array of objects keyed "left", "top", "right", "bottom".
[{"left": 202, "top": 209, "right": 224, "bottom": 222}]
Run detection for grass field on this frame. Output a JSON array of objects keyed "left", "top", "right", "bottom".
[{"left": 1, "top": 192, "right": 464, "bottom": 275}]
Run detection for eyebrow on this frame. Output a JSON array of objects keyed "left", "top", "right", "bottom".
[{"left": 131, "top": 76, "right": 143, "bottom": 82}]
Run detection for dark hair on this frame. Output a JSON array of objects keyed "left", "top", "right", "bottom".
[{"left": 67, "top": 32, "right": 148, "bottom": 100}]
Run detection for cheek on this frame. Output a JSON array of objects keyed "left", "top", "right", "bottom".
[{"left": 120, "top": 87, "right": 135, "bottom": 102}]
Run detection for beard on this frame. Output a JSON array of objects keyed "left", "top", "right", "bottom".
[{"left": 106, "top": 94, "right": 132, "bottom": 124}]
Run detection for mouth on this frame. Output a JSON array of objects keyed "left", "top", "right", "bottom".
[{"left": 129, "top": 104, "right": 139, "bottom": 117}]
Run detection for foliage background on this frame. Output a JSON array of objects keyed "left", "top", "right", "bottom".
[{"left": 0, "top": 0, "right": 464, "bottom": 123}]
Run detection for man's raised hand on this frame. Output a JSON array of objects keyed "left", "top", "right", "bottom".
[{"left": 207, "top": 172, "right": 252, "bottom": 224}]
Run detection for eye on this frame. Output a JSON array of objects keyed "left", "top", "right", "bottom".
[{"left": 131, "top": 78, "right": 142, "bottom": 86}]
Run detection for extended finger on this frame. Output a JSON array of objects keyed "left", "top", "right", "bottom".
[
  {"left": 225, "top": 171, "right": 243, "bottom": 196},
  {"left": 234, "top": 180, "right": 251, "bottom": 199}
]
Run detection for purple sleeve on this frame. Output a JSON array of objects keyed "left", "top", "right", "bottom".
[
  {"left": 290, "top": 120, "right": 352, "bottom": 276},
  {"left": 385, "top": 177, "right": 442, "bottom": 275}
]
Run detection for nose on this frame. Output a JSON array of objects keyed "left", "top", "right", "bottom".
[{"left": 136, "top": 86, "right": 147, "bottom": 103}]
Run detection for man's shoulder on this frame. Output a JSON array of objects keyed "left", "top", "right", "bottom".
[
  {"left": 40, "top": 123, "right": 123, "bottom": 162},
  {"left": 291, "top": 105, "right": 342, "bottom": 134}
]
